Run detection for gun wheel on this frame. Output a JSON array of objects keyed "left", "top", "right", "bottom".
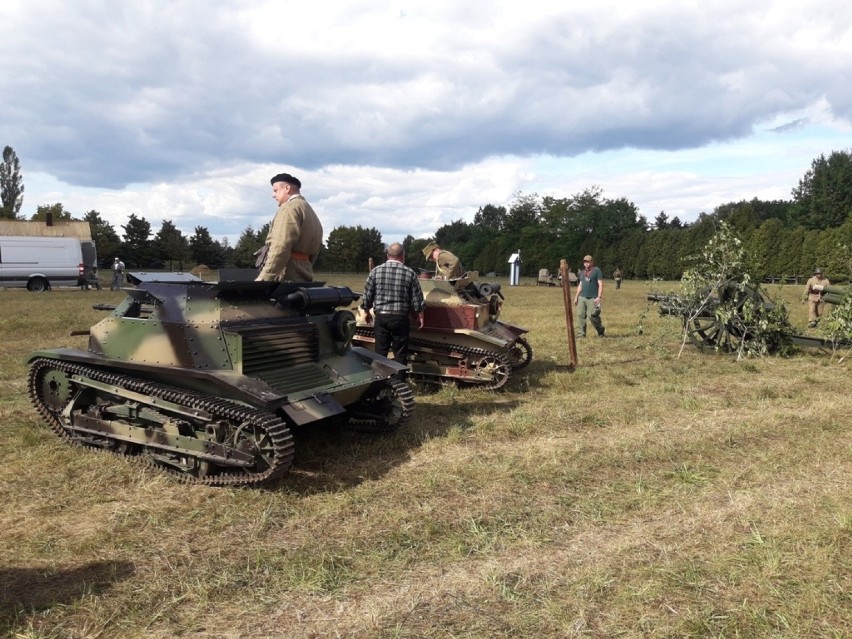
[{"left": 685, "top": 316, "right": 745, "bottom": 353}]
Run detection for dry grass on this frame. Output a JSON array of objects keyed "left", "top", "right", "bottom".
[{"left": 1, "top": 277, "right": 849, "bottom": 639}]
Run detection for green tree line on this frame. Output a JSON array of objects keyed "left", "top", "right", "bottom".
[
  {"left": 3, "top": 145, "right": 851, "bottom": 280},
  {"left": 430, "top": 150, "right": 852, "bottom": 281}
]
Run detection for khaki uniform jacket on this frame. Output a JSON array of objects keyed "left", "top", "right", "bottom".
[
  {"left": 436, "top": 250, "right": 463, "bottom": 279},
  {"left": 258, "top": 195, "right": 323, "bottom": 282},
  {"left": 805, "top": 275, "right": 830, "bottom": 302}
]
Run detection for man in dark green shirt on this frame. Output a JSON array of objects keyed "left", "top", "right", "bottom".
[{"left": 573, "top": 254, "right": 605, "bottom": 337}]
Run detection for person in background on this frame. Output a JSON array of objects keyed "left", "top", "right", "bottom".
[
  {"left": 421, "top": 241, "right": 463, "bottom": 280},
  {"left": 362, "top": 242, "right": 426, "bottom": 376},
  {"left": 110, "top": 257, "right": 125, "bottom": 290},
  {"left": 803, "top": 267, "right": 831, "bottom": 328},
  {"left": 255, "top": 172, "right": 323, "bottom": 283},
  {"left": 574, "top": 254, "right": 605, "bottom": 337},
  {"left": 613, "top": 266, "right": 624, "bottom": 290}
]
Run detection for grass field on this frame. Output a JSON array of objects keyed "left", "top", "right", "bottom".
[{"left": 1, "top": 275, "right": 849, "bottom": 638}]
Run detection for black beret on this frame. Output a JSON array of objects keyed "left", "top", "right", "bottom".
[{"left": 270, "top": 173, "right": 301, "bottom": 188}]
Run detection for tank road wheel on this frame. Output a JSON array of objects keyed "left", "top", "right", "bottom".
[
  {"left": 469, "top": 354, "right": 511, "bottom": 390},
  {"left": 347, "top": 380, "right": 415, "bottom": 433},
  {"left": 505, "top": 337, "right": 533, "bottom": 370}
]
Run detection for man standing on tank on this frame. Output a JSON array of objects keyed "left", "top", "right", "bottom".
[
  {"left": 362, "top": 243, "right": 425, "bottom": 375},
  {"left": 574, "top": 254, "right": 605, "bottom": 337},
  {"left": 255, "top": 172, "right": 323, "bottom": 283}
]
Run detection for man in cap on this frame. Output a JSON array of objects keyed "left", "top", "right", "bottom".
[
  {"left": 362, "top": 242, "right": 425, "bottom": 376},
  {"left": 422, "top": 241, "right": 463, "bottom": 280},
  {"left": 573, "top": 254, "right": 605, "bottom": 337},
  {"left": 803, "top": 267, "right": 831, "bottom": 328},
  {"left": 110, "top": 256, "right": 125, "bottom": 291},
  {"left": 255, "top": 172, "right": 323, "bottom": 283}
]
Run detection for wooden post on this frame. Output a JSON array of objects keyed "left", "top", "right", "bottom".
[{"left": 560, "top": 259, "right": 578, "bottom": 370}]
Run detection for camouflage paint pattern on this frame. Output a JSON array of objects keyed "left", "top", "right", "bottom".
[{"left": 32, "top": 272, "right": 406, "bottom": 417}]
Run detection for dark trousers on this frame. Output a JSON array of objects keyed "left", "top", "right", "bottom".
[{"left": 374, "top": 313, "right": 411, "bottom": 365}]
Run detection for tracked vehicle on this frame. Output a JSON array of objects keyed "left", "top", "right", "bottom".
[
  {"left": 354, "top": 272, "right": 532, "bottom": 389},
  {"left": 28, "top": 271, "right": 413, "bottom": 487}
]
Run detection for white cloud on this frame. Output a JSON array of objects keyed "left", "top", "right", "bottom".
[{"left": 1, "top": 1, "right": 851, "bottom": 244}]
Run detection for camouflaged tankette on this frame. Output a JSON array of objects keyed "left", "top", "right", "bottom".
[{"left": 28, "top": 271, "right": 413, "bottom": 486}]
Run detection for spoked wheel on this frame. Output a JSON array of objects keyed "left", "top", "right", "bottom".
[
  {"left": 470, "top": 355, "right": 511, "bottom": 390},
  {"left": 687, "top": 282, "right": 764, "bottom": 353},
  {"left": 505, "top": 337, "right": 533, "bottom": 370},
  {"left": 685, "top": 315, "right": 746, "bottom": 353},
  {"left": 230, "top": 420, "right": 278, "bottom": 474}
]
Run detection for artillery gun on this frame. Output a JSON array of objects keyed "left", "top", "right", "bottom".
[
  {"left": 354, "top": 272, "right": 532, "bottom": 389},
  {"left": 648, "top": 281, "right": 850, "bottom": 352},
  {"left": 27, "top": 271, "right": 414, "bottom": 487}
]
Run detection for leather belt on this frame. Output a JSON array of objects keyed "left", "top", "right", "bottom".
[
  {"left": 291, "top": 251, "right": 311, "bottom": 261},
  {"left": 376, "top": 310, "right": 406, "bottom": 315}
]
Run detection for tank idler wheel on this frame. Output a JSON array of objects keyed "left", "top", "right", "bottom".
[
  {"left": 231, "top": 420, "right": 279, "bottom": 474},
  {"left": 36, "top": 367, "right": 74, "bottom": 413},
  {"left": 506, "top": 337, "right": 533, "bottom": 370}
]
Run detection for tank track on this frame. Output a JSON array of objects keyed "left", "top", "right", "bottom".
[
  {"left": 28, "top": 357, "right": 295, "bottom": 487},
  {"left": 355, "top": 328, "right": 513, "bottom": 390},
  {"left": 347, "top": 380, "right": 415, "bottom": 433}
]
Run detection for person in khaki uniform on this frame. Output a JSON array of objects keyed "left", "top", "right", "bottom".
[
  {"left": 422, "top": 241, "right": 463, "bottom": 280},
  {"left": 804, "top": 267, "right": 830, "bottom": 327},
  {"left": 256, "top": 172, "right": 323, "bottom": 283}
]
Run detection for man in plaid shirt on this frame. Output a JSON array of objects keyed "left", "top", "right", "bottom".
[{"left": 362, "top": 242, "right": 426, "bottom": 372}]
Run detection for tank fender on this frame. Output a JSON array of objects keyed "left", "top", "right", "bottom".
[
  {"left": 280, "top": 393, "right": 346, "bottom": 426},
  {"left": 350, "top": 346, "right": 409, "bottom": 376},
  {"left": 26, "top": 348, "right": 286, "bottom": 408},
  {"left": 498, "top": 321, "right": 529, "bottom": 337}
]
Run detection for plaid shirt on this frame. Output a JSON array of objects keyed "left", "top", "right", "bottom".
[{"left": 362, "top": 259, "right": 425, "bottom": 314}]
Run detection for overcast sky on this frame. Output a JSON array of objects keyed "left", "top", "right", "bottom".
[{"left": 2, "top": 0, "right": 851, "bottom": 245}]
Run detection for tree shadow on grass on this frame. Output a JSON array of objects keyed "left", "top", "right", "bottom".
[
  {"left": 0, "top": 560, "right": 135, "bottom": 634},
  {"left": 275, "top": 397, "right": 521, "bottom": 495}
]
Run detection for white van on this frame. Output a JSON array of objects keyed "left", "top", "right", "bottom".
[{"left": 0, "top": 236, "right": 97, "bottom": 291}]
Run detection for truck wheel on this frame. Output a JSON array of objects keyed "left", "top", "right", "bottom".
[{"left": 28, "top": 278, "right": 49, "bottom": 292}]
